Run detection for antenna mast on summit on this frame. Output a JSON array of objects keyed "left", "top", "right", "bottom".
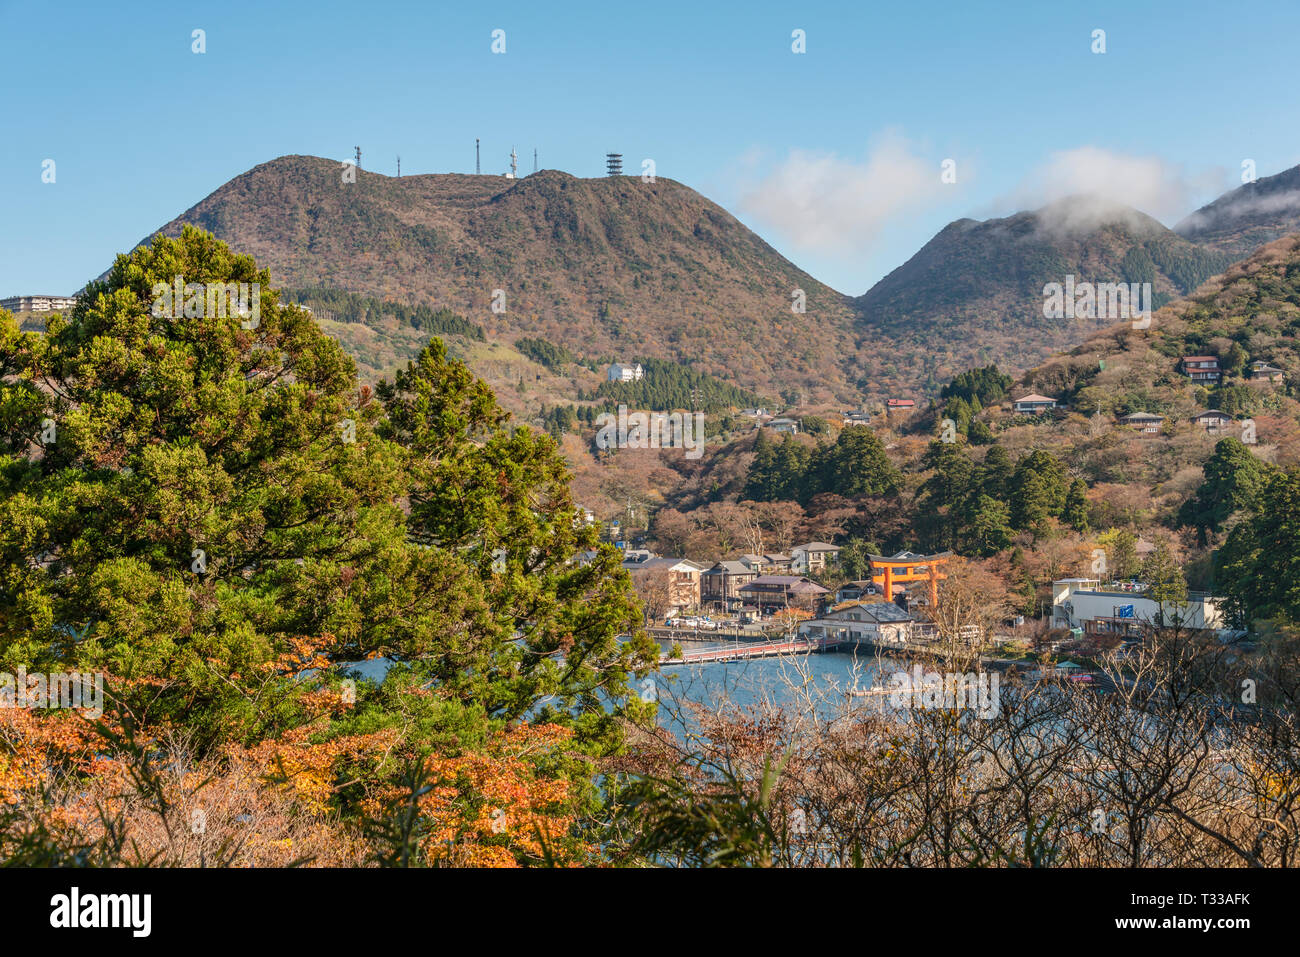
[
  {"left": 533, "top": 148, "right": 538, "bottom": 174},
  {"left": 510, "top": 147, "right": 518, "bottom": 179},
  {"left": 355, "top": 146, "right": 361, "bottom": 170},
  {"left": 475, "top": 138, "right": 480, "bottom": 175},
  {"left": 396, "top": 155, "right": 400, "bottom": 177}
]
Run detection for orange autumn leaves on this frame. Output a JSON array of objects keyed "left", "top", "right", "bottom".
[
  {"left": 365, "top": 723, "right": 588, "bottom": 867},
  {"left": 247, "top": 723, "right": 400, "bottom": 817},
  {"left": 0, "top": 695, "right": 586, "bottom": 866},
  {"left": 0, "top": 706, "right": 101, "bottom": 805},
  {"left": 0, "top": 704, "right": 389, "bottom": 864}
]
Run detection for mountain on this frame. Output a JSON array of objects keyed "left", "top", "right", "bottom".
[
  {"left": 121, "top": 158, "right": 1287, "bottom": 410},
  {"left": 987, "top": 232, "right": 1300, "bottom": 499},
  {"left": 1018, "top": 230, "right": 1300, "bottom": 419},
  {"left": 852, "top": 197, "right": 1236, "bottom": 396},
  {"left": 122, "top": 155, "right": 859, "bottom": 404},
  {"left": 1175, "top": 164, "right": 1300, "bottom": 259}
]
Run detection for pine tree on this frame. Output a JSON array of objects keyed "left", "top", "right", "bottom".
[
  {"left": 774, "top": 436, "right": 812, "bottom": 501},
  {"left": 1017, "top": 450, "right": 1068, "bottom": 514},
  {"left": 961, "top": 494, "right": 1014, "bottom": 556},
  {"left": 1218, "top": 468, "right": 1300, "bottom": 627},
  {"left": 1010, "top": 469, "right": 1055, "bottom": 539},
  {"left": 1177, "top": 438, "right": 1272, "bottom": 544},
  {"left": 1107, "top": 529, "right": 1140, "bottom": 581},
  {"left": 1064, "top": 478, "right": 1090, "bottom": 533},
  {"left": 379, "top": 337, "right": 656, "bottom": 724},
  {"left": 0, "top": 226, "right": 655, "bottom": 752},
  {"left": 743, "top": 430, "right": 779, "bottom": 500},
  {"left": 917, "top": 441, "right": 975, "bottom": 550},
  {"left": 812, "top": 425, "right": 901, "bottom": 499},
  {"left": 978, "top": 445, "right": 1013, "bottom": 500},
  {"left": 1139, "top": 541, "right": 1188, "bottom": 626}
]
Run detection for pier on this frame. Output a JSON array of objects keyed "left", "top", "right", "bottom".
[{"left": 659, "top": 636, "right": 844, "bottom": 665}]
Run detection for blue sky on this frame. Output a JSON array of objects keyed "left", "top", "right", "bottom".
[{"left": 3, "top": 0, "right": 1299, "bottom": 297}]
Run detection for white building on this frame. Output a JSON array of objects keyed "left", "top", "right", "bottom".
[
  {"left": 1013, "top": 393, "right": 1058, "bottom": 414},
  {"left": 791, "top": 541, "right": 841, "bottom": 575},
  {"left": 1051, "top": 578, "right": 1226, "bottom": 637},
  {"left": 607, "top": 362, "right": 644, "bottom": 382},
  {"left": 798, "top": 601, "right": 915, "bottom": 647},
  {"left": 2, "top": 294, "right": 77, "bottom": 313}
]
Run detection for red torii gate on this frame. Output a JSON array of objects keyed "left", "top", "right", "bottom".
[{"left": 869, "top": 551, "right": 953, "bottom": 609}]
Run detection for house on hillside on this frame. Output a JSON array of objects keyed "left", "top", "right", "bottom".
[
  {"left": 792, "top": 541, "right": 841, "bottom": 575},
  {"left": 885, "top": 398, "right": 915, "bottom": 412},
  {"left": 1250, "top": 361, "right": 1284, "bottom": 384},
  {"left": 765, "top": 417, "right": 799, "bottom": 434},
  {"left": 1012, "top": 393, "right": 1059, "bottom": 414},
  {"left": 734, "top": 553, "right": 792, "bottom": 576},
  {"left": 701, "top": 560, "right": 759, "bottom": 611},
  {"left": 625, "top": 556, "right": 706, "bottom": 615},
  {"left": 738, "top": 575, "right": 830, "bottom": 614},
  {"left": 1119, "top": 411, "right": 1165, "bottom": 433},
  {"left": 739, "top": 407, "right": 769, "bottom": 418},
  {"left": 1180, "top": 356, "right": 1221, "bottom": 383},
  {"left": 835, "top": 580, "right": 880, "bottom": 604},
  {"left": 1191, "top": 410, "right": 1235, "bottom": 434},
  {"left": 607, "top": 362, "right": 644, "bottom": 382}
]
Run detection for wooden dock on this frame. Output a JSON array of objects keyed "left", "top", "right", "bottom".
[
  {"left": 659, "top": 636, "right": 843, "bottom": 665},
  {"left": 648, "top": 625, "right": 766, "bottom": 641}
]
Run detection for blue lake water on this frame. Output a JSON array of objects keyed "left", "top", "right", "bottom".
[
  {"left": 338, "top": 643, "right": 910, "bottom": 730},
  {"left": 650, "top": 641, "right": 902, "bottom": 732}
]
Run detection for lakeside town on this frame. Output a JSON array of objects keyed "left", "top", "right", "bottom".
[{"left": 612, "top": 536, "right": 1227, "bottom": 664}]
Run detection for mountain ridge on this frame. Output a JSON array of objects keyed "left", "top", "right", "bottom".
[
  {"left": 111, "top": 155, "right": 1300, "bottom": 405},
  {"left": 118, "top": 154, "right": 861, "bottom": 404},
  {"left": 1175, "top": 164, "right": 1300, "bottom": 259},
  {"left": 851, "top": 198, "right": 1237, "bottom": 394}
]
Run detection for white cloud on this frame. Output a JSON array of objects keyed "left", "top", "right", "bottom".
[
  {"left": 994, "top": 147, "right": 1226, "bottom": 229},
  {"left": 736, "top": 134, "right": 947, "bottom": 253},
  {"left": 1176, "top": 186, "right": 1300, "bottom": 233}
]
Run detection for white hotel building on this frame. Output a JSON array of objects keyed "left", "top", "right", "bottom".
[
  {"left": 1051, "top": 578, "right": 1227, "bottom": 638},
  {"left": 2, "top": 294, "right": 78, "bottom": 313}
]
